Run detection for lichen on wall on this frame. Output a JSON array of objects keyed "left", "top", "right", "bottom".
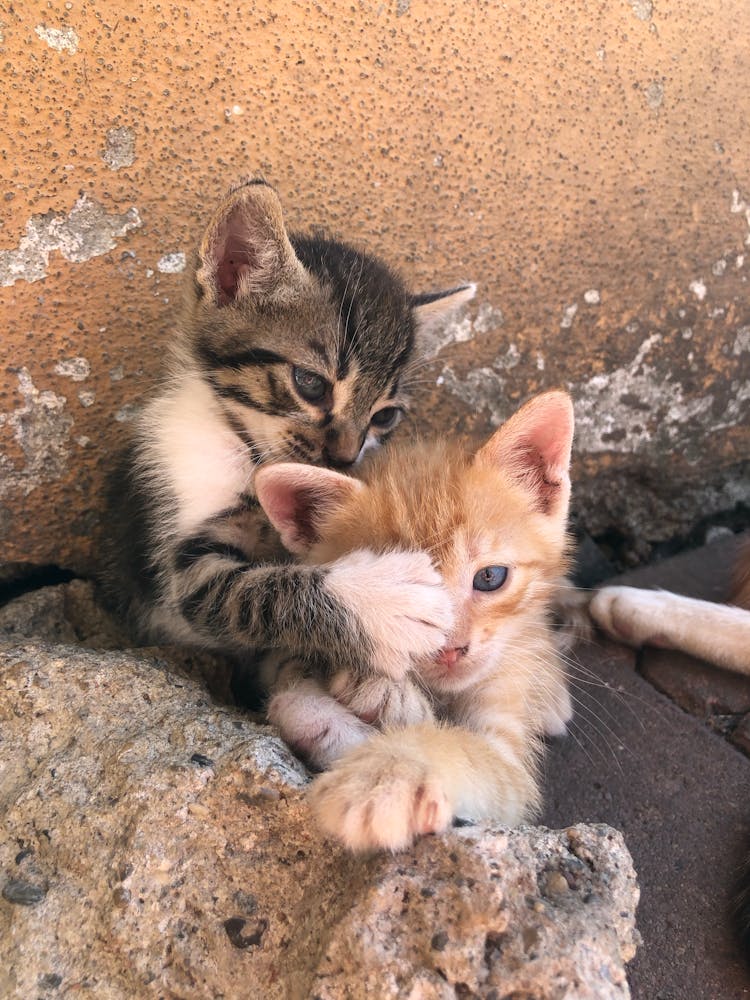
[
  {"left": 0, "top": 195, "right": 141, "bottom": 287},
  {"left": 0, "top": 369, "right": 73, "bottom": 506}
]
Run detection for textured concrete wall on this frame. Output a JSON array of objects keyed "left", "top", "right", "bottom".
[{"left": 1, "top": 0, "right": 748, "bottom": 572}]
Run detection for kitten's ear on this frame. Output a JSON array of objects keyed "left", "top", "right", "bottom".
[
  {"left": 475, "top": 391, "right": 574, "bottom": 516},
  {"left": 195, "top": 178, "right": 310, "bottom": 307},
  {"left": 411, "top": 283, "right": 477, "bottom": 338},
  {"left": 254, "top": 463, "right": 363, "bottom": 555}
]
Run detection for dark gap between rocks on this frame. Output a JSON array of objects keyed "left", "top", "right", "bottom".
[{"left": 0, "top": 564, "right": 79, "bottom": 609}]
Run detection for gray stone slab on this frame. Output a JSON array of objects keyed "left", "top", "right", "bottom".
[{"left": 542, "top": 640, "right": 750, "bottom": 999}]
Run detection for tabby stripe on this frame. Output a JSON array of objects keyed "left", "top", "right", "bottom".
[
  {"left": 266, "top": 369, "right": 296, "bottom": 412},
  {"left": 288, "top": 433, "right": 315, "bottom": 460},
  {"left": 198, "top": 343, "right": 288, "bottom": 370},
  {"left": 308, "top": 339, "right": 330, "bottom": 365},
  {"left": 383, "top": 340, "right": 414, "bottom": 384},
  {"left": 208, "top": 378, "right": 281, "bottom": 416},
  {"left": 179, "top": 567, "right": 243, "bottom": 625},
  {"left": 203, "top": 568, "right": 245, "bottom": 630},
  {"left": 174, "top": 535, "right": 249, "bottom": 571},
  {"left": 180, "top": 577, "right": 217, "bottom": 622},
  {"left": 217, "top": 408, "right": 264, "bottom": 463}
]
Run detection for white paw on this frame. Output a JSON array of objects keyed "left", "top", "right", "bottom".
[
  {"left": 309, "top": 738, "right": 452, "bottom": 851},
  {"left": 589, "top": 586, "right": 666, "bottom": 648},
  {"left": 325, "top": 549, "right": 455, "bottom": 680},
  {"left": 267, "top": 680, "right": 374, "bottom": 771},
  {"left": 329, "top": 671, "right": 435, "bottom": 728},
  {"left": 541, "top": 681, "right": 573, "bottom": 737}
]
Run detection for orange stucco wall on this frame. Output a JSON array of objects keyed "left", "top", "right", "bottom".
[{"left": 1, "top": 0, "right": 748, "bottom": 572}]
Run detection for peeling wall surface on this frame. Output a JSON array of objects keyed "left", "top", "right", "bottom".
[{"left": 0, "top": 0, "right": 748, "bottom": 571}]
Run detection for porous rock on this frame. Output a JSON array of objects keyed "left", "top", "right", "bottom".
[
  {"left": 0, "top": 641, "right": 639, "bottom": 998},
  {"left": 0, "top": 578, "right": 235, "bottom": 703}
]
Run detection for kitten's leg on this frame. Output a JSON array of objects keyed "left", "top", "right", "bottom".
[
  {"left": 309, "top": 720, "right": 539, "bottom": 852},
  {"left": 265, "top": 655, "right": 374, "bottom": 771},
  {"left": 269, "top": 664, "right": 435, "bottom": 771},
  {"left": 173, "top": 546, "right": 454, "bottom": 682},
  {"left": 590, "top": 586, "right": 750, "bottom": 674}
]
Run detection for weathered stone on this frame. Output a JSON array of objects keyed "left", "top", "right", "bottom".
[
  {"left": 0, "top": 642, "right": 639, "bottom": 999},
  {"left": 0, "top": 579, "right": 236, "bottom": 705},
  {"left": 0, "top": 578, "right": 122, "bottom": 647}
]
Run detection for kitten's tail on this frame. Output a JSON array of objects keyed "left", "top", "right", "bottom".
[{"left": 733, "top": 850, "right": 750, "bottom": 965}]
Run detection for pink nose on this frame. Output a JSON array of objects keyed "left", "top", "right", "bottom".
[{"left": 436, "top": 645, "right": 469, "bottom": 668}]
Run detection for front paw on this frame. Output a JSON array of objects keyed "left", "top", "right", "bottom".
[
  {"left": 309, "top": 736, "right": 452, "bottom": 851},
  {"left": 267, "top": 680, "right": 374, "bottom": 771},
  {"left": 325, "top": 549, "right": 454, "bottom": 680},
  {"left": 330, "top": 671, "right": 435, "bottom": 728}
]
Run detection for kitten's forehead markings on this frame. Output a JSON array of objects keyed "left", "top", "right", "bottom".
[
  {"left": 308, "top": 339, "right": 330, "bottom": 366},
  {"left": 331, "top": 365, "right": 359, "bottom": 417}
]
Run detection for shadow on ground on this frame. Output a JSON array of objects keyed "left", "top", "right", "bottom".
[{"left": 543, "top": 533, "right": 750, "bottom": 1000}]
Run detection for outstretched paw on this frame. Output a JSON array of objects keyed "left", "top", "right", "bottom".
[
  {"left": 309, "top": 736, "right": 452, "bottom": 851},
  {"left": 325, "top": 549, "right": 455, "bottom": 680},
  {"left": 589, "top": 586, "right": 668, "bottom": 649}
]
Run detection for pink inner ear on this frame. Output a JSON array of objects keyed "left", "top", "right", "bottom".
[
  {"left": 255, "top": 475, "right": 315, "bottom": 554},
  {"left": 478, "top": 391, "right": 574, "bottom": 515},
  {"left": 215, "top": 227, "right": 256, "bottom": 305},
  {"left": 255, "top": 464, "right": 362, "bottom": 555}
]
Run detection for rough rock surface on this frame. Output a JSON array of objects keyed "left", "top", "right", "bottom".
[
  {"left": 0, "top": 636, "right": 639, "bottom": 999},
  {"left": 0, "top": 578, "right": 236, "bottom": 705}
]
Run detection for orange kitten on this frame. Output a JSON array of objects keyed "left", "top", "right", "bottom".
[{"left": 255, "top": 391, "right": 575, "bottom": 850}]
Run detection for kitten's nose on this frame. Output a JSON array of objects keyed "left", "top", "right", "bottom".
[
  {"left": 436, "top": 645, "right": 469, "bottom": 668},
  {"left": 324, "top": 423, "right": 365, "bottom": 468},
  {"left": 322, "top": 446, "right": 359, "bottom": 469}
]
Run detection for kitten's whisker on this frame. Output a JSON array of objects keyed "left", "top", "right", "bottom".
[
  {"left": 551, "top": 715, "right": 605, "bottom": 773},
  {"left": 342, "top": 257, "right": 366, "bottom": 367},
  {"left": 565, "top": 691, "right": 629, "bottom": 769}
]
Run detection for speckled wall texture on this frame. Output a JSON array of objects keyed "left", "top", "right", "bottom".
[{"left": 1, "top": 0, "right": 748, "bottom": 572}]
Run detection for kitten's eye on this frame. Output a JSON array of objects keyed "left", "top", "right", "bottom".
[
  {"left": 370, "top": 406, "right": 401, "bottom": 430},
  {"left": 292, "top": 367, "right": 328, "bottom": 403},
  {"left": 472, "top": 566, "right": 508, "bottom": 592}
]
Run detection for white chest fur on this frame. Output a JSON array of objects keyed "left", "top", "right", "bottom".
[{"left": 138, "top": 374, "right": 255, "bottom": 536}]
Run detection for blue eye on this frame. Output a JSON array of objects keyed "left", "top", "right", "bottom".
[{"left": 472, "top": 566, "right": 508, "bottom": 592}]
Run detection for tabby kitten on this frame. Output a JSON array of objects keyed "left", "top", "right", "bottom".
[
  {"left": 254, "top": 391, "right": 575, "bottom": 850},
  {"left": 103, "top": 178, "right": 475, "bottom": 698}
]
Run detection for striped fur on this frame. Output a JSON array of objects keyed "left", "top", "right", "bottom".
[
  {"left": 101, "top": 178, "right": 475, "bottom": 700},
  {"left": 256, "top": 391, "right": 575, "bottom": 850}
]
